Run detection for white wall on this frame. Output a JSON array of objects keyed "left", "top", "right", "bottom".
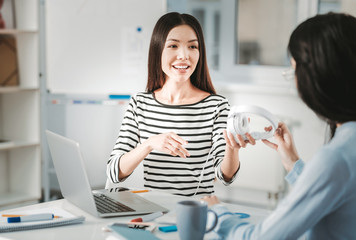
[{"left": 45, "top": 0, "right": 166, "bottom": 95}]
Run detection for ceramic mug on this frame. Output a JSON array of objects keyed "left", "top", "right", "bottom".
[{"left": 176, "top": 200, "right": 218, "bottom": 240}]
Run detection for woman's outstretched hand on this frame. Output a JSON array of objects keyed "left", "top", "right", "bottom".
[
  {"left": 223, "top": 130, "right": 256, "bottom": 150},
  {"left": 262, "top": 122, "right": 300, "bottom": 172}
]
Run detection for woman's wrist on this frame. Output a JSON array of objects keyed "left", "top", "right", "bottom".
[
  {"left": 141, "top": 138, "right": 154, "bottom": 153},
  {"left": 285, "top": 155, "right": 300, "bottom": 172}
]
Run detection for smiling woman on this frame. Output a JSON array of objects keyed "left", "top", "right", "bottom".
[{"left": 106, "top": 12, "right": 257, "bottom": 197}]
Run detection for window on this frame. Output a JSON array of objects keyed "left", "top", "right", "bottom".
[{"left": 168, "top": 0, "right": 320, "bottom": 83}]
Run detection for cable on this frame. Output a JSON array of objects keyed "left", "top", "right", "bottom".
[{"left": 193, "top": 145, "right": 215, "bottom": 197}]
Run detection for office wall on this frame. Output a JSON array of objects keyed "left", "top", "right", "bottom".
[{"left": 45, "top": 0, "right": 166, "bottom": 94}]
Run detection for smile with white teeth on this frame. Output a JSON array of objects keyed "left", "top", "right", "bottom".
[{"left": 173, "top": 65, "right": 189, "bottom": 69}]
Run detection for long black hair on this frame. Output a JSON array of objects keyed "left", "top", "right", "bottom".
[{"left": 288, "top": 12, "right": 356, "bottom": 138}]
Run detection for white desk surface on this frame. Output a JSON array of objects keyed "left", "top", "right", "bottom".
[{"left": 0, "top": 191, "right": 270, "bottom": 240}]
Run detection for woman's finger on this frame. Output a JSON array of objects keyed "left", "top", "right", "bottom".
[
  {"left": 228, "top": 132, "right": 241, "bottom": 148},
  {"left": 223, "top": 130, "right": 232, "bottom": 146},
  {"left": 236, "top": 134, "right": 247, "bottom": 148},
  {"left": 169, "top": 132, "right": 188, "bottom": 145},
  {"left": 166, "top": 142, "right": 188, "bottom": 158},
  {"left": 262, "top": 139, "right": 278, "bottom": 150},
  {"left": 245, "top": 133, "right": 256, "bottom": 145}
]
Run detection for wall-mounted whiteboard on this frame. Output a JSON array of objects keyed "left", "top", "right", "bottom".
[{"left": 45, "top": 0, "right": 166, "bottom": 94}]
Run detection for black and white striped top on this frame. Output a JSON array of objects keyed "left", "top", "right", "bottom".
[{"left": 107, "top": 92, "right": 237, "bottom": 196}]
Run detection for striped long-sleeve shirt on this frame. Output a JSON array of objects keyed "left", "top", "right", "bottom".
[{"left": 107, "top": 92, "right": 238, "bottom": 196}]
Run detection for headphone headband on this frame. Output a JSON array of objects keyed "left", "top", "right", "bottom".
[{"left": 227, "top": 105, "right": 278, "bottom": 141}]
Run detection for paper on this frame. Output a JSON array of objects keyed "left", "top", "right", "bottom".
[
  {"left": 108, "top": 225, "right": 160, "bottom": 240},
  {"left": 154, "top": 211, "right": 176, "bottom": 225},
  {"left": 0, "top": 207, "right": 85, "bottom": 233}
]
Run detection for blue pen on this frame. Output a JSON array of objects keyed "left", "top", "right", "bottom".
[{"left": 7, "top": 213, "right": 54, "bottom": 223}]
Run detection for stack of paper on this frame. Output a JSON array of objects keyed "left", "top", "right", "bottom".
[{"left": 106, "top": 224, "right": 160, "bottom": 240}]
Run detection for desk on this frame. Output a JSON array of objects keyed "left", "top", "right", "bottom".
[{"left": 0, "top": 191, "right": 270, "bottom": 240}]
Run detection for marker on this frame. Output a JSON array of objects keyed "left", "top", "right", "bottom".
[
  {"left": 130, "top": 212, "right": 163, "bottom": 222},
  {"left": 7, "top": 213, "right": 55, "bottom": 223}
]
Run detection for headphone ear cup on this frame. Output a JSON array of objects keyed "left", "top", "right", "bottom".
[{"left": 237, "top": 114, "right": 250, "bottom": 134}]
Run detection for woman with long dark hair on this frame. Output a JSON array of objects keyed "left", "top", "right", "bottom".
[
  {"left": 203, "top": 12, "right": 356, "bottom": 239},
  {"left": 107, "top": 12, "right": 254, "bottom": 197}
]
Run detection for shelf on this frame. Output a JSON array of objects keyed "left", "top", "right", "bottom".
[
  {"left": 0, "top": 87, "right": 39, "bottom": 94},
  {"left": 0, "top": 29, "right": 38, "bottom": 35},
  {"left": 0, "top": 0, "right": 41, "bottom": 209},
  {"left": 0, "top": 141, "right": 39, "bottom": 151}
]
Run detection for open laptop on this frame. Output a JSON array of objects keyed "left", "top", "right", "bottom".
[{"left": 46, "top": 130, "right": 168, "bottom": 218}]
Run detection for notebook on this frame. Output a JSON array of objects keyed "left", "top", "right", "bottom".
[
  {"left": 0, "top": 207, "right": 85, "bottom": 233},
  {"left": 46, "top": 130, "right": 168, "bottom": 218}
]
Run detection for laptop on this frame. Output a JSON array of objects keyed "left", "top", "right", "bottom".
[{"left": 46, "top": 130, "right": 168, "bottom": 218}]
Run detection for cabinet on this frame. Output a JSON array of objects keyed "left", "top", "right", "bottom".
[{"left": 0, "top": 0, "right": 41, "bottom": 208}]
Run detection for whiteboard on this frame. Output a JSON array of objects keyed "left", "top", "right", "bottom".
[{"left": 45, "top": 0, "right": 166, "bottom": 94}]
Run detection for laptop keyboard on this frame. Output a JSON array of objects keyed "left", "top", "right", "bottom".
[{"left": 94, "top": 194, "right": 135, "bottom": 214}]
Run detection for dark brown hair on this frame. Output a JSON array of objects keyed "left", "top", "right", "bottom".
[
  {"left": 146, "top": 12, "right": 216, "bottom": 94},
  {"left": 288, "top": 12, "right": 356, "bottom": 138}
]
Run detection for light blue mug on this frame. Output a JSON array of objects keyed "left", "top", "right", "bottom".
[{"left": 176, "top": 200, "right": 218, "bottom": 240}]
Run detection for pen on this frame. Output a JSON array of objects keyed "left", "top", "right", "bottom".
[
  {"left": 130, "top": 212, "right": 163, "bottom": 222},
  {"left": 130, "top": 190, "right": 149, "bottom": 193},
  {"left": 7, "top": 213, "right": 55, "bottom": 223},
  {"left": 2, "top": 214, "right": 60, "bottom": 218}
]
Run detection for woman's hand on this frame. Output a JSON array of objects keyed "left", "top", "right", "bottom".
[
  {"left": 223, "top": 130, "right": 256, "bottom": 150},
  {"left": 262, "top": 122, "right": 299, "bottom": 172},
  {"left": 146, "top": 132, "right": 190, "bottom": 158},
  {"left": 201, "top": 195, "right": 220, "bottom": 207},
  {"left": 220, "top": 130, "right": 256, "bottom": 182}
]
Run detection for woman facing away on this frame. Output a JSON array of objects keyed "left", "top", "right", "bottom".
[
  {"left": 106, "top": 12, "right": 255, "bottom": 197},
  {"left": 202, "top": 12, "right": 356, "bottom": 239}
]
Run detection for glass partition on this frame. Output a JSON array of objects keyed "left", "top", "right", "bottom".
[
  {"left": 318, "top": 0, "right": 356, "bottom": 16},
  {"left": 235, "top": 0, "right": 298, "bottom": 66}
]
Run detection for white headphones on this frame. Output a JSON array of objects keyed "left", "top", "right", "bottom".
[{"left": 227, "top": 105, "right": 278, "bottom": 141}]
